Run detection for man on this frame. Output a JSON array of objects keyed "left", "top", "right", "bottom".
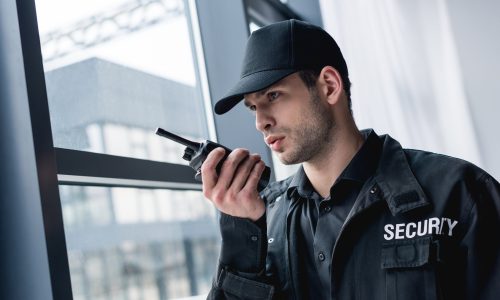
[{"left": 201, "top": 19, "right": 500, "bottom": 299}]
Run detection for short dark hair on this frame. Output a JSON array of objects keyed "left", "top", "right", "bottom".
[{"left": 298, "top": 69, "right": 352, "bottom": 115}]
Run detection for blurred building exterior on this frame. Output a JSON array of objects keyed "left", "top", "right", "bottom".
[{"left": 45, "top": 57, "right": 218, "bottom": 299}]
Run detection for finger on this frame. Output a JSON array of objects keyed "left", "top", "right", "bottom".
[
  {"left": 216, "top": 148, "right": 249, "bottom": 189},
  {"left": 200, "top": 147, "right": 226, "bottom": 191},
  {"left": 242, "top": 160, "right": 266, "bottom": 193},
  {"left": 230, "top": 154, "right": 261, "bottom": 191}
]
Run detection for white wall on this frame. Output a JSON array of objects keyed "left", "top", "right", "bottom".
[
  {"left": 320, "top": 0, "right": 500, "bottom": 180},
  {"left": 445, "top": 0, "right": 500, "bottom": 180}
]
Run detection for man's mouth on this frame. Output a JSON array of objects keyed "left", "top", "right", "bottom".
[{"left": 265, "top": 136, "right": 285, "bottom": 150}]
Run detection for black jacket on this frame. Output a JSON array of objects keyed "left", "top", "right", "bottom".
[{"left": 208, "top": 132, "right": 500, "bottom": 299}]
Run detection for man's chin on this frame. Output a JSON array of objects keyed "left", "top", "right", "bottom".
[{"left": 276, "top": 152, "right": 301, "bottom": 165}]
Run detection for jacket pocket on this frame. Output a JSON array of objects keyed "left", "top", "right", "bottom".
[
  {"left": 381, "top": 236, "right": 442, "bottom": 300},
  {"left": 217, "top": 268, "right": 275, "bottom": 300}
]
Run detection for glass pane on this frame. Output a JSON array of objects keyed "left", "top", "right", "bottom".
[
  {"left": 35, "top": 0, "right": 209, "bottom": 163},
  {"left": 60, "top": 185, "right": 219, "bottom": 300},
  {"left": 244, "top": 0, "right": 289, "bottom": 31}
]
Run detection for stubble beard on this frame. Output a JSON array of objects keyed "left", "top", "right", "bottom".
[{"left": 278, "top": 89, "right": 336, "bottom": 165}]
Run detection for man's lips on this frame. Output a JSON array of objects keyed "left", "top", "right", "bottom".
[{"left": 265, "top": 136, "right": 285, "bottom": 148}]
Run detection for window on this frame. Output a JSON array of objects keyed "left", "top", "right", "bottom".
[
  {"left": 34, "top": 0, "right": 218, "bottom": 299},
  {"left": 36, "top": 0, "right": 209, "bottom": 163},
  {"left": 60, "top": 186, "right": 218, "bottom": 299},
  {"left": 244, "top": 0, "right": 296, "bottom": 30}
]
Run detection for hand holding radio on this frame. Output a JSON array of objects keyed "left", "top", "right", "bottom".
[
  {"left": 155, "top": 128, "right": 270, "bottom": 221},
  {"left": 200, "top": 147, "right": 266, "bottom": 221}
]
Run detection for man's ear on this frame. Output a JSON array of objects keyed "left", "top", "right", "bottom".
[{"left": 318, "top": 66, "right": 343, "bottom": 105}]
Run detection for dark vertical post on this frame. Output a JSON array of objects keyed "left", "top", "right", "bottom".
[
  {"left": 0, "top": 0, "right": 73, "bottom": 299},
  {"left": 0, "top": 0, "right": 53, "bottom": 298}
]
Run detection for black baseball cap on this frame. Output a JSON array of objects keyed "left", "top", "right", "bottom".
[{"left": 214, "top": 19, "right": 348, "bottom": 115}]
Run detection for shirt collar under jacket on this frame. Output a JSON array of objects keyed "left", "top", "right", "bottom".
[{"left": 286, "top": 129, "right": 382, "bottom": 200}]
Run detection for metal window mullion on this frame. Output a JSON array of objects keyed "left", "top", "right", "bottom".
[
  {"left": 54, "top": 148, "right": 200, "bottom": 189},
  {"left": 186, "top": 0, "right": 218, "bottom": 142}
]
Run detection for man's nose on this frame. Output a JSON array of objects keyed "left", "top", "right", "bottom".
[{"left": 255, "top": 110, "right": 274, "bottom": 133}]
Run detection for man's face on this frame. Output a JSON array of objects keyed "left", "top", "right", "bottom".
[{"left": 244, "top": 73, "right": 335, "bottom": 165}]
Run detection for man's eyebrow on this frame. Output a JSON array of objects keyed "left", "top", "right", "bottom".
[
  {"left": 257, "top": 85, "right": 276, "bottom": 97},
  {"left": 243, "top": 84, "right": 281, "bottom": 107},
  {"left": 255, "top": 84, "right": 281, "bottom": 98}
]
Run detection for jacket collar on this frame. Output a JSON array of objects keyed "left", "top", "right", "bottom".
[
  {"left": 282, "top": 130, "right": 431, "bottom": 216},
  {"left": 374, "top": 133, "right": 431, "bottom": 216},
  {"left": 286, "top": 129, "right": 382, "bottom": 200}
]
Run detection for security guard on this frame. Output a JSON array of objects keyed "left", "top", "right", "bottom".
[{"left": 201, "top": 19, "right": 500, "bottom": 299}]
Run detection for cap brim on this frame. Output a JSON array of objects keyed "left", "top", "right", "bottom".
[{"left": 214, "top": 69, "right": 296, "bottom": 114}]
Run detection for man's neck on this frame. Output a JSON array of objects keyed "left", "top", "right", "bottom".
[{"left": 303, "top": 125, "right": 364, "bottom": 198}]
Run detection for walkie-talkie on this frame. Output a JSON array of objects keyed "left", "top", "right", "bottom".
[{"left": 155, "top": 127, "right": 271, "bottom": 192}]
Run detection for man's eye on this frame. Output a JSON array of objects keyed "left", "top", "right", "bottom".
[
  {"left": 248, "top": 105, "right": 256, "bottom": 112},
  {"left": 268, "top": 91, "right": 280, "bottom": 101}
]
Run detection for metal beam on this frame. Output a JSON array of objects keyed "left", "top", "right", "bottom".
[
  {"left": 55, "top": 148, "right": 200, "bottom": 189},
  {"left": 41, "top": 0, "right": 184, "bottom": 63}
]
